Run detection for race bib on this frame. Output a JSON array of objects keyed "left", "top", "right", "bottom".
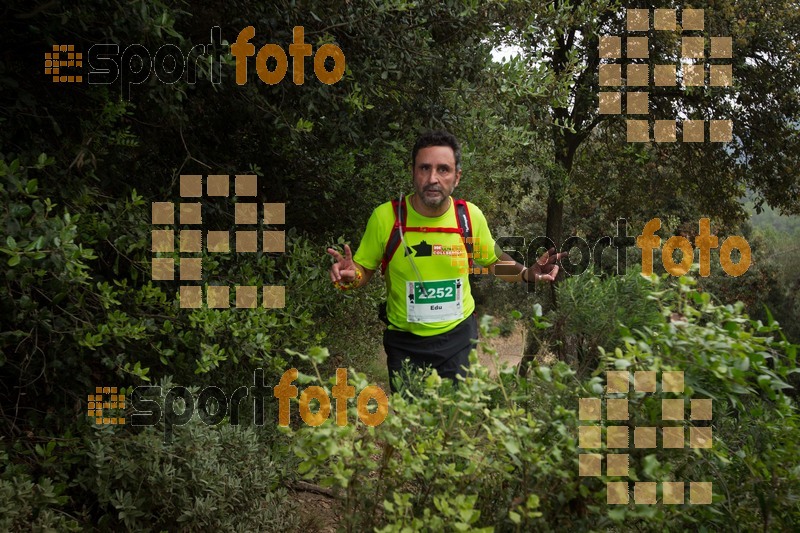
[{"left": 406, "top": 279, "right": 463, "bottom": 323}]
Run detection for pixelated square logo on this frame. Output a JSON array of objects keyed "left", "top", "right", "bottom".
[
  {"left": 45, "top": 44, "right": 83, "bottom": 83},
  {"left": 87, "top": 386, "right": 125, "bottom": 425},
  {"left": 450, "top": 237, "right": 489, "bottom": 275},
  {"left": 599, "top": 8, "right": 733, "bottom": 143},
  {"left": 151, "top": 174, "right": 286, "bottom": 309},
  {"left": 579, "top": 370, "right": 713, "bottom": 505}
]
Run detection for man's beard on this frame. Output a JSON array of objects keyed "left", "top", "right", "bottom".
[{"left": 419, "top": 186, "right": 450, "bottom": 208}]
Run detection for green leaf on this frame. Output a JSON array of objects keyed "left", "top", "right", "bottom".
[
  {"left": 503, "top": 438, "right": 520, "bottom": 455},
  {"left": 308, "top": 346, "right": 330, "bottom": 365},
  {"left": 613, "top": 358, "right": 631, "bottom": 369},
  {"left": 642, "top": 454, "right": 660, "bottom": 478},
  {"left": 608, "top": 508, "right": 627, "bottom": 521},
  {"left": 526, "top": 494, "right": 540, "bottom": 509}
]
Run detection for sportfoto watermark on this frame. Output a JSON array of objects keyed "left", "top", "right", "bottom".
[
  {"left": 47, "top": 27, "right": 222, "bottom": 97},
  {"left": 489, "top": 218, "right": 750, "bottom": 283},
  {"left": 87, "top": 369, "right": 388, "bottom": 443},
  {"left": 231, "top": 26, "right": 344, "bottom": 85},
  {"left": 46, "top": 25, "right": 345, "bottom": 98},
  {"left": 275, "top": 368, "right": 388, "bottom": 427}
]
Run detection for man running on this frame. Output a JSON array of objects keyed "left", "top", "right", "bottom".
[{"left": 327, "top": 130, "right": 563, "bottom": 392}]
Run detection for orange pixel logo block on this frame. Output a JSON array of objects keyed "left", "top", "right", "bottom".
[
  {"left": 598, "top": 8, "right": 733, "bottom": 143},
  {"left": 578, "top": 370, "right": 713, "bottom": 505},
  {"left": 87, "top": 386, "right": 126, "bottom": 425},
  {"left": 461, "top": 237, "right": 489, "bottom": 275},
  {"left": 45, "top": 44, "right": 83, "bottom": 83},
  {"left": 151, "top": 174, "right": 286, "bottom": 309}
]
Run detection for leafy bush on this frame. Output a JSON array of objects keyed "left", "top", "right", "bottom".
[
  {"left": 76, "top": 378, "right": 299, "bottom": 531},
  {"left": 1, "top": 157, "right": 322, "bottom": 431},
  {"left": 603, "top": 274, "right": 800, "bottom": 530},
  {"left": 314, "top": 235, "right": 387, "bottom": 381},
  {"left": 290, "top": 341, "right": 575, "bottom": 532},
  {"left": 0, "top": 470, "right": 81, "bottom": 531},
  {"left": 725, "top": 221, "right": 800, "bottom": 344},
  {"left": 0, "top": 155, "right": 384, "bottom": 528},
  {"left": 545, "top": 269, "right": 663, "bottom": 373},
  {"left": 289, "top": 275, "right": 800, "bottom": 531}
]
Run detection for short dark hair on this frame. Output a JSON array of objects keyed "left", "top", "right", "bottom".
[{"left": 411, "top": 130, "right": 461, "bottom": 170}]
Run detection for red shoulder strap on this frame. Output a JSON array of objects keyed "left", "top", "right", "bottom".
[
  {"left": 454, "top": 199, "right": 474, "bottom": 269},
  {"left": 381, "top": 197, "right": 474, "bottom": 274},
  {"left": 381, "top": 197, "right": 407, "bottom": 274}
]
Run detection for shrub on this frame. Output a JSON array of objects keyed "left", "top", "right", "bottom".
[
  {"left": 0, "top": 471, "right": 81, "bottom": 531},
  {"left": 76, "top": 378, "right": 300, "bottom": 531},
  {"left": 289, "top": 275, "right": 800, "bottom": 531},
  {"left": 545, "top": 269, "right": 663, "bottom": 373}
]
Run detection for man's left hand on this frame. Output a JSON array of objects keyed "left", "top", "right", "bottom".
[{"left": 526, "top": 247, "right": 567, "bottom": 283}]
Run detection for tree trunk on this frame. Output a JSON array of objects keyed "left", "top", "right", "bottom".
[
  {"left": 519, "top": 143, "right": 573, "bottom": 374},
  {"left": 544, "top": 187, "right": 563, "bottom": 309},
  {"left": 545, "top": 189, "right": 564, "bottom": 255}
]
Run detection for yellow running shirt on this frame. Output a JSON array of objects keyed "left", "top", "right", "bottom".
[{"left": 353, "top": 195, "right": 499, "bottom": 336}]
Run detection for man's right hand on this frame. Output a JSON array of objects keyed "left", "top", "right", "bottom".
[{"left": 327, "top": 244, "right": 357, "bottom": 283}]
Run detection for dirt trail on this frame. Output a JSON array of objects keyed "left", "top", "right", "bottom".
[
  {"left": 477, "top": 321, "right": 525, "bottom": 375},
  {"left": 293, "top": 491, "right": 340, "bottom": 532}
]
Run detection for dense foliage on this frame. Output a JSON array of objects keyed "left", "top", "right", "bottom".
[
  {"left": 1, "top": 0, "right": 799, "bottom": 530},
  {"left": 294, "top": 275, "right": 800, "bottom": 531}
]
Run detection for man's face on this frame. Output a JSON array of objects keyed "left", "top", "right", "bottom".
[{"left": 412, "top": 145, "right": 462, "bottom": 209}]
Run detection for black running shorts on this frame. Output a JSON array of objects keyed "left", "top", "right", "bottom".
[{"left": 383, "top": 314, "right": 478, "bottom": 394}]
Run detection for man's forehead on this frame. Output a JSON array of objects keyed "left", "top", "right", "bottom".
[{"left": 415, "top": 145, "right": 456, "bottom": 165}]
